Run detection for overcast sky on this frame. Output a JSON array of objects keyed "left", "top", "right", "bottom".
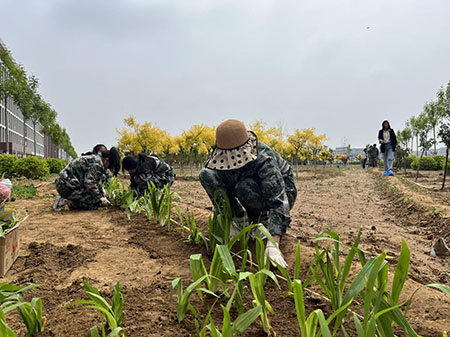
[{"left": 1, "top": 0, "right": 450, "bottom": 153}]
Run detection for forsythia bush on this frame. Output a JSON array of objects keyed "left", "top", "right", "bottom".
[
  {"left": 46, "top": 158, "right": 67, "bottom": 174},
  {"left": 13, "top": 157, "right": 50, "bottom": 179},
  {"left": 0, "top": 154, "right": 18, "bottom": 177}
]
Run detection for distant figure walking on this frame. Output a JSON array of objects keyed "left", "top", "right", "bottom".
[
  {"left": 368, "top": 144, "right": 379, "bottom": 168},
  {"left": 378, "top": 120, "right": 397, "bottom": 176}
]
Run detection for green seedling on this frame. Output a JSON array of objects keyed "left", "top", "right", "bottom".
[
  {"left": 16, "top": 297, "right": 45, "bottom": 337},
  {"left": 356, "top": 243, "right": 418, "bottom": 337},
  {"left": 170, "top": 275, "right": 217, "bottom": 323},
  {"left": 66, "top": 281, "right": 126, "bottom": 337},
  {"left": 248, "top": 269, "right": 279, "bottom": 335},
  {"left": 176, "top": 206, "right": 208, "bottom": 249},
  {"left": 293, "top": 279, "right": 350, "bottom": 337},
  {"left": 141, "top": 182, "right": 174, "bottom": 228}
]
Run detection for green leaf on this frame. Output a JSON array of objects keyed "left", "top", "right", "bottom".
[
  {"left": 427, "top": 283, "right": 450, "bottom": 296},
  {"left": 392, "top": 240, "right": 410, "bottom": 304},
  {"left": 232, "top": 305, "right": 262, "bottom": 333}
]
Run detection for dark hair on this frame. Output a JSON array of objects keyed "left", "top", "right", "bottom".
[
  {"left": 382, "top": 120, "right": 391, "bottom": 130},
  {"left": 100, "top": 147, "right": 120, "bottom": 176},
  {"left": 122, "top": 156, "right": 138, "bottom": 171},
  {"left": 93, "top": 144, "right": 107, "bottom": 154}
]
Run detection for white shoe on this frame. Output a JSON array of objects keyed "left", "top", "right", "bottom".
[{"left": 53, "top": 196, "right": 67, "bottom": 212}]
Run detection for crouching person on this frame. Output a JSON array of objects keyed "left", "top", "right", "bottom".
[
  {"left": 122, "top": 153, "right": 175, "bottom": 196},
  {"left": 199, "top": 119, "right": 297, "bottom": 268},
  {"left": 53, "top": 147, "right": 121, "bottom": 211}
]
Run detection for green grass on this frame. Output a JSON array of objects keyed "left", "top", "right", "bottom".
[{"left": 11, "top": 183, "right": 38, "bottom": 199}]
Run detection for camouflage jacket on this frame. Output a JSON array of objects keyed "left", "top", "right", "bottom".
[
  {"left": 130, "top": 154, "right": 175, "bottom": 195},
  {"left": 208, "top": 140, "right": 294, "bottom": 236},
  {"left": 57, "top": 154, "right": 106, "bottom": 202}
]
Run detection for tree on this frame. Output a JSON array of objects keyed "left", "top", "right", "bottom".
[
  {"left": 438, "top": 123, "right": 450, "bottom": 190},
  {"left": 424, "top": 100, "right": 442, "bottom": 154},
  {"left": 415, "top": 113, "right": 433, "bottom": 181},
  {"left": 117, "top": 116, "right": 165, "bottom": 154},
  {"left": 306, "top": 129, "right": 328, "bottom": 167},
  {"left": 287, "top": 129, "right": 312, "bottom": 178},
  {"left": 395, "top": 129, "right": 411, "bottom": 173},
  {"left": 409, "top": 116, "right": 421, "bottom": 156}
]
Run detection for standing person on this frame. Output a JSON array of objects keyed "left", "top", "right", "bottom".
[
  {"left": 53, "top": 147, "right": 121, "bottom": 211},
  {"left": 378, "top": 120, "right": 397, "bottom": 176},
  {"left": 367, "top": 145, "right": 375, "bottom": 168},
  {"left": 199, "top": 119, "right": 297, "bottom": 268},
  {"left": 362, "top": 148, "right": 368, "bottom": 169},
  {"left": 122, "top": 153, "right": 175, "bottom": 196},
  {"left": 372, "top": 144, "right": 380, "bottom": 167}
]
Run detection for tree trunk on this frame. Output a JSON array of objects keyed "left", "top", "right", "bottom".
[
  {"left": 4, "top": 96, "right": 8, "bottom": 154},
  {"left": 442, "top": 147, "right": 449, "bottom": 190},
  {"left": 23, "top": 119, "right": 27, "bottom": 156},
  {"left": 433, "top": 126, "right": 437, "bottom": 155},
  {"left": 415, "top": 150, "right": 425, "bottom": 182},
  {"left": 33, "top": 120, "right": 37, "bottom": 156},
  {"left": 410, "top": 137, "right": 413, "bottom": 153},
  {"left": 295, "top": 151, "right": 299, "bottom": 178},
  {"left": 416, "top": 136, "right": 419, "bottom": 156}
]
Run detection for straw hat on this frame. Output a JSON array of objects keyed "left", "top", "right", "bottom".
[{"left": 206, "top": 120, "right": 258, "bottom": 170}]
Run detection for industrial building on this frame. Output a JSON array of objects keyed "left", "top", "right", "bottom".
[{"left": 0, "top": 37, "right": 70, "bottom": 160}]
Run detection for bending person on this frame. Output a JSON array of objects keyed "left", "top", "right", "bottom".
[
  {"left": 53, "top": 147, "right": 121, "bottom": 211},
  {"left": 199, "top": 119, "right": 297, "bottom": 268},
  {"left": 122, "top": 153, "right": 175, "bottom": 196}
]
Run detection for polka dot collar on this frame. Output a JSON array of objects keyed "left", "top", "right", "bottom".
[{"left": 206, "top": 132, "right": 258, "bottom": 170}]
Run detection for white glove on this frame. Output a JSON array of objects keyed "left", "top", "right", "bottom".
[
  {"left": 100, "top": 197, "right": 111, "bottom": 206},
  {"left": 264, "top": 241, "right": 288, "bottom": 268}
]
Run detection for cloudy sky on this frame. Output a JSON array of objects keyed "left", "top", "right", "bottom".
[{"left": 1, "top": 0, "right": 449, "bottom": 153}]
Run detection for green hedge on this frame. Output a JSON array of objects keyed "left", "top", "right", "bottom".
[
  {"left": 13, "top": 157, "right": 50, "bottom": 179},
  {"left": 46, "top": 158, "right": 67, "bottom": 174},
  {"left": 411, "top": 156, "right": 439, "bottom": 170},
  {"left": 0, "top": 154, "right": 18, "bottom": 178}
]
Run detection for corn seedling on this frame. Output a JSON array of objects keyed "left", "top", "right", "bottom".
[
  {"left": 66, "top": 281, "right": 126, "bottom": 337},
  {"left": 0, "top": 308, "right": 16, "bottom": 337},
  {"left": 248, "top": 269, "right": 279, "bottom": 336},
  {"left": 293, "top": 279, "right": 351, "bottom": 337},
  {"left": 311, "top": 230, "right": 372, "bottom": 334},
  {"left": 274, "top": 241, "right": 315, "bottom": 298},
  {"left": 208, "top": 300, "right": 263, "bottom": 337},
  {"left": 355, "top": 245, "right": 419, "bottom": 337},
  {"left": 170, "top": 275, "right": 219, "bottom": 323},
  {"left": 208, "top": 191, "right": 233, "bottom": 250},
  {"left": 189, "top": 252, "right": 228, "bottom": 295},
  {"left": 176, "top": 206, "right": 208, "bottom": 249},
  {"left": 142, "top": 182, "right": 174, "bottom": 228},
  {"left": 16, "top": 297, "right": 45, "bottom": 337}
]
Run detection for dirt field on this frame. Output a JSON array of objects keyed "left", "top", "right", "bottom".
[{"left": 3, "top": 167, "right": 450, "bottom": 336}]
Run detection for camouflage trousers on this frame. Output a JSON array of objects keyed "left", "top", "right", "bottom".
[
  {"left": 55, "top": 177, "right": 100, "bottom": 210},
  {"left": 199, "top": 168, "right": 297, "bottom": 226}
]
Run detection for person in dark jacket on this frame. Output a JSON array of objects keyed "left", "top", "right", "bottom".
[
  {"left": 199, "top": 119, "right": 297, "bottom": 268},
  {"left": 53, "top": 147, "right": 121, "bottom": 211},
  {"left": 378, "top": 120, "right": 397, "bottom": 176},
  {"left": 122, "top": 153, "right": 175, "bottom": 196}
]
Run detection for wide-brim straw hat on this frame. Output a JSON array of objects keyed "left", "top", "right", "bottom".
[{"left": 206, "top": 119, "right": 258, "bottom": 170}]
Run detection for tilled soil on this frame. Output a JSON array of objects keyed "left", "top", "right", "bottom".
[{"left": 3, "top": 168, "right": 450, "bottom": 336}]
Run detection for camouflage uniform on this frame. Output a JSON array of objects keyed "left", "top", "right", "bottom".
[
  {"left": 55, "top": 154, "right": 107, "bottom": 210},
  {"left": 129, "top": 154, "right": 175, "bottom": 196},
  {"left": 199, "top": 141, "right": 297, "bottom": 237}
]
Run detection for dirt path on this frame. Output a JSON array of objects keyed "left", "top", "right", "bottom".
[{"left": 3, "top": 169, "right": 450, "bottom": 336}]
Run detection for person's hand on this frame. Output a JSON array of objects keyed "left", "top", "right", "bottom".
[
  {"left": 100, "top": 197, "right": 111, "bottom": 206},
  {"left": 264, "top": 241, "right": 288, "bottom": 268}
]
